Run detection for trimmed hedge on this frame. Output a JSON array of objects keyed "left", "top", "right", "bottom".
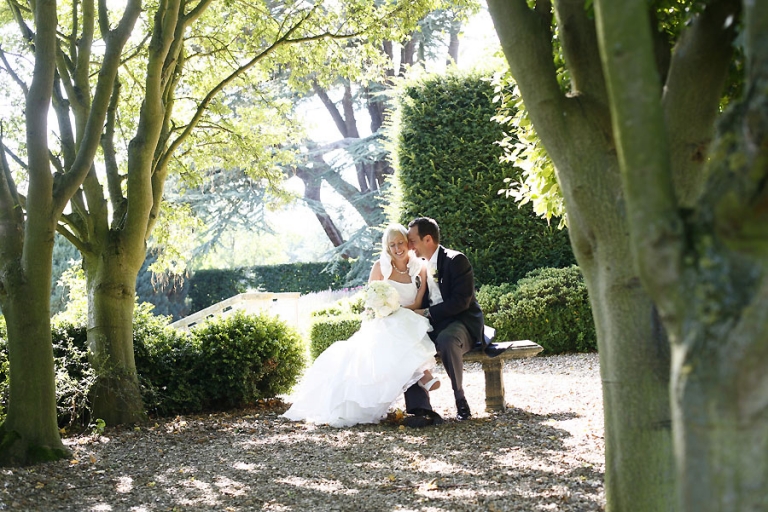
[
  {"left": 308, "top": 293, "right": 365, "bottom": 360},
  {"left": 309, "top": 316, "right": 362, "bottom": 360},
  {"left": 0, "top": 305, "right": 306, "bottom": 426},
  {"left": 477, "top": 266, "right": 596, "bottom": 354},
  {"left": 188, "top": 261, "right": 352, "bottom": 313},
  {"left": 308, "top": 266, "right": 596, "bottom": 358},
  {"left": 391, "top": 71, "right": 575, "bottom": 286},
  {"left": 132, "top": 304, "right": 204, "bottom": 417}
]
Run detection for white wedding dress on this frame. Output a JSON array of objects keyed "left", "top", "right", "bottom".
[{"left": 282, "top": 279, "right": 435, "bottom": 427}]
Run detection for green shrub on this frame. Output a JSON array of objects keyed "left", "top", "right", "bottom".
[
  {"left": 478, "top": 266, "right": 596, "bottom": 354},
  {"left": 132, "top": 303, "right": 204, "bottom": 416},
  {"left": 0, "top": 304, "right": 306, "bottom": 424},
  {"left": 309, "top": 316, "right": 363, "bottom": 360},
  {"left": 191, "top": 311, "right": 305, "bottom": 410},
  {"left": 51, "top": 318, "right": 94, "bottom": 428}
]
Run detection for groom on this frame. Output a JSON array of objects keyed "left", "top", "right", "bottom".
[{"left": 405, "top": 217, "right": 486, "bottom": 425}]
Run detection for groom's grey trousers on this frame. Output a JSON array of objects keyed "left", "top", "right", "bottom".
[{"left": 404, "top": 320, "right": 473, "bottom": 413}]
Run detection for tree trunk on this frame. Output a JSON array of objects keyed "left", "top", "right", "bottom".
[
  {"left": 488, "top": 6, "right": 681, "bottom": 501},
  {"left": 580, "top": 253, "right": 676, "bottom": 511},
  {"left": 0, "top": 224, "right": 68, "bottom": 465},
  {"left": 0, "top": 272, "right": 69, "bottom": 465},
  {"left": 672, "top": 327, "right": 768, "bottom": 511},
  {"left": 446, "top": 21, "right": 460, "bottom": 65},
  {"left": 556, "top": 147, "right": 679, "bottom": 512},
  {"left": 560, "top": 147, "right": 677, "bottom": 510},
  {"left": 0, "top": 0, "right": 70, "bottom": 466},
  {"left": 83, "top": 246, "right": 146, "bottom": 426}
]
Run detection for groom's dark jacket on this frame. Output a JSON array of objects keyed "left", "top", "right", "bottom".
[{"left": 423, "top": 245, "right": 486, "bottom": 350}]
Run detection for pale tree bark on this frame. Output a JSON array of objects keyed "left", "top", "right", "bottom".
[
  {"left": 595, "top": 0, "right": 766, "bottom": 509},
  {"left": 487, "top": 0, "right": 739, "bottom": 509},
  {"left": 294, "top": 166, "right": 348, "bottom": 250},
  {"left": 0, "top": 0, "right": 140, "bottom": 464},
  {"left": 446, "top": 20, "right": 460, "bottom": 65},
  {"left": 304, "top": 25, "right": 453, "bottom": 247}
]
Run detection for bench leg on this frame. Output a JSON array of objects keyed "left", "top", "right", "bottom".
[{"left": 481, "top": 357, "right": 506, "bottom": 412}]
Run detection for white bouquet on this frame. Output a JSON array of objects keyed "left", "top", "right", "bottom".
[{"left": 363, "top": 281, "right": 400, "bottom": 319}]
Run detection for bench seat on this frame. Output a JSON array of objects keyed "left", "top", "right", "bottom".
[{"left": 437, "top": 340, "right": 543, "bottom": 412}]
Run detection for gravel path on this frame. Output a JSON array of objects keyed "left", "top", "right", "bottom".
[{"left": 0, "top": 353, "right": 605, "bottom": 511}]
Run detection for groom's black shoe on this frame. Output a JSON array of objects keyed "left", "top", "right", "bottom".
[
  {"left": 456, "top": 398, "right": 471, "bottom": 421},
  {"left": 403, "top": 408, "right": 444, "bottom": 428}
]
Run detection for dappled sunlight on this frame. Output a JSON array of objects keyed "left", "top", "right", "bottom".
[
  {"left": 232, "top": 461, "right": 264, "bottom": 471},
  {"left": 115, "top": 475, "right": 134, "bottom": 493},
  {"left": 408, "top": 456, "right": 462, "bottom": 475},
  {"left": 276, "top": 476, "right": 360, "bottom": 495},
  {"left": 213, "top": 475, "right": 249, "bottom": 497},
  {"left": 4, "top": 356, "right": 605, "bottom": 510}
]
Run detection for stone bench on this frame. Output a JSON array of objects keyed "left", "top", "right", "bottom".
[{"left": 437, "top": 340, "right": 543, "bottom": 412}]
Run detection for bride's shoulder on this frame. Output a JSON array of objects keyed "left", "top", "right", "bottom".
[{"left": 369, "top": 260, "right": 384, "bottom": 281}]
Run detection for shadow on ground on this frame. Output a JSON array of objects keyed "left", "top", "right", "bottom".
[{"left": 2, "top": 402, "right": 605, "bottom": 511}]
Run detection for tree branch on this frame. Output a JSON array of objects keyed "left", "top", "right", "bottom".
[
  {"left": 156, "top": 6, "right": 323, "bottom": 173},
  {"left": 593, "top": 0, "right": 684, "bottom": 321},
  {"left": 1, "top": 142, "right": 29, "bottom": 172},
  {"left": 294, "top": 166, "right": 346, "bottom": 249},
  {"left": 313, "top": 81, "right": 349, "bottom": 137},
  {"left": 663, "top": 0, "right": 742, "bottom": 207},
  {"left": 7, "top": 0, "right": 34, "bottom": 47},
  {"left": 0, "top": 130, "right": 21, "bottom": 218},
  {"left": 56, "top": 219, "right": 88, "bottom": 253},
  {"left": 72, "top": 0, "right": 96, "bottom": 122},
  {"left": 554, "top": 0, "right": 607, "bottom": 101},
  {"left": 0, "top": 46, "right": 29, "bottom": 97},
  {"left": 24, "top": 0, "right": 58, "bottom": 214},
  {"left": 341, "top": 82, "right": 360, "bottom": 138},
  {"left": 487, "top": 0, "right": 568, "bottom": 135},
  {"left": 102, "top": 78, "right": 127, "bottom": 220},
  {"left": 0, "top": 129, "right": 23, "bottom": 263},
  {"left": 53, "top": 0, "right": 142, "bottom": 212},
  {"left": 51, "top": 74, "right": 77, "bottom": 170}
]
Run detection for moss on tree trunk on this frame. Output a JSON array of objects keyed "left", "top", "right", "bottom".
[{"left": 85, "top": 249, "right": 146, "bottom": 427}]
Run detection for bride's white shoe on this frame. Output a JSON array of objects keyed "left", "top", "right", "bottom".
[{"left": 419, "top": 377, "right": 441, "bottom": 392}]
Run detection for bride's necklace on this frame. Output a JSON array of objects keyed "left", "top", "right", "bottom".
[{"left": 393, "top": 263, "right": 409, "bottom": 275}]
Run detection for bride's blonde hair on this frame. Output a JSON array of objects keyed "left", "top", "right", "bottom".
[{"left": 381, "top": 224, "right": 408, "bottom": 259}]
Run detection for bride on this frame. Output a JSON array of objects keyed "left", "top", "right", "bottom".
[{"left": 282, "top": 224, "right": 439, "bottom": 427}]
